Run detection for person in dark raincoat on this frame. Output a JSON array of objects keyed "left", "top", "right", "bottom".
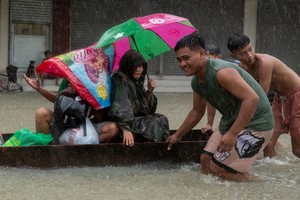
[{"left": 110, "top": 50, "right": 170, "bottom": 146}]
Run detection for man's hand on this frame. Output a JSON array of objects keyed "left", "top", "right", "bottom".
[
  {"left": 166, "top": 134, "right": 180, "bottom": 150},
  {"left": 201, "top": 124, "right": 212, "bottom": 134},
  {"left": 123, "top": 130, "right": 134, "bottom": 147},
  {"left": 217, "top": 132, "right": 236, "bottom": 153},
  {"left": 23, "top": 74, "right": 41, "bottom": 91}
]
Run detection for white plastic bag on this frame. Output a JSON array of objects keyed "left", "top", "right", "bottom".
[{"left": 59, "top": 117, "right": 99, "bottom": 145}]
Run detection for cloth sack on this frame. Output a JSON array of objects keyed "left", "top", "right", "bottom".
[
  {"left": 2, "top": 128, "right": 53, "bottom": 147},
  {"left": 59, "top": 117, "right": 99, "bottom": 145}
]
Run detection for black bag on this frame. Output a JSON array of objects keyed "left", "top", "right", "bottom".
[{"left": 54, "top": 89, "right": 89, "bottom": 129}]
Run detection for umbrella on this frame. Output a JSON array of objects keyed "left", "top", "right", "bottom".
[
  {"left": 36, "top": 13, "right": 195, "bottom": 110},
  {"left": 95, "top": 13, "right": 196, "bottom": 71},
  {"left": 36, "top": 43, "right": 115, "bottom": 110}
]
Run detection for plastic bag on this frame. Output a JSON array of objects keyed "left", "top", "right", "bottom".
[
  {"left": 59, "top": 118, "right": 99, "bottom": 145},
  {"left": 2, "top": 128, "right": 53, "bottom": 147}
]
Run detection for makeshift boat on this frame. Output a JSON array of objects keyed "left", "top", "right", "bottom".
[{"left": 0, "top": 130, "right": 210, "bottom": 169}]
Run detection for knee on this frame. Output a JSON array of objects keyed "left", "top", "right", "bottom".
[
  {"left": 200, "top": 153, "right": 213, "bottom": 174},
  {"left": 292, "top": 148, "right": 300, "bottom": 158},
  {"left": 100, "top": 122, "right": 117, "bottom": 133},
  {"left": 100, "top": 122, "right": 119, "bottom": 136},
  {"left": 35, "top": 107, "right": 52, "bottom": 122}
]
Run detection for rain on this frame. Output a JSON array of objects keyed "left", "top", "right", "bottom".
[{"left": 0, "top": 0, "right": 300, "bottom": 199}]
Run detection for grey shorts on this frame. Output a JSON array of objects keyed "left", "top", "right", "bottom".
[
  {"left": 204, "top": 128, "right": 273, "bottom": 173},
  {"left": 50, "top": 111, "right": 110, "bottom": 144}
]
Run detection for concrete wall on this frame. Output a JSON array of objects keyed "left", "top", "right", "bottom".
[
  {"left": 0, "top": 0, "right": 9, "bottom": 72},
  {"left": 243, "top": 0, "right": 258, "bottom": 49}
]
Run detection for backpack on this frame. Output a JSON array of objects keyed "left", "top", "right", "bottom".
[{"left": 54, "top": 89, "right": 89, "bottom": 129}]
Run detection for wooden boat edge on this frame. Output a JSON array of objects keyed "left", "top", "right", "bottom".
[{"left": 0, "top": 130, "right": 210, "bottom": 169}]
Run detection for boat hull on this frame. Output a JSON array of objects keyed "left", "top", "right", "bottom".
[{"left": 0, "top": 130, "right": 209, "bottom": 168}]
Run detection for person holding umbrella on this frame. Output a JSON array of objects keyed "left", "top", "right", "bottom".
[
  {"left": 166, "top": 32, "right": 274, "bottom": 181},
  {"left": 109, "top": 50, "right": 170, "bottom": 147}
]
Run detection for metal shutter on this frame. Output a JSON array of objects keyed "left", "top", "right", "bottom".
[{"left": 11, "top": 0, "right": 51, "bottom": 23}]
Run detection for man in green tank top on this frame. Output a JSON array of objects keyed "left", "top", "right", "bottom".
[{"left": 166, "top": 32, "right": 274, "bottom": 182}]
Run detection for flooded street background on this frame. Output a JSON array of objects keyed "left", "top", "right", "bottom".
[{"left": 0, "top": 92, "right": 299, "bottom": 200}]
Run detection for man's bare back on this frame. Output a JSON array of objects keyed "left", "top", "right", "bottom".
[{"left": 250, "top": 53, "right": 300, "bottom": 96}]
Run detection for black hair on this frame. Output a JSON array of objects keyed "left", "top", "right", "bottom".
[
  {"left": 206, "top": 44, "right": 220, "bottom": 55},
  {"left": 119, "top": 50, "right": 147, "bottom": 81},
  {"left": 174, "top": 31, "right": 205, "bottom": 52},
  {"left": 44, "top": 50, "right": 52, "bottom": 57},
  {"left": 227, "top": 33, "right": 250, "bottom": 53}
]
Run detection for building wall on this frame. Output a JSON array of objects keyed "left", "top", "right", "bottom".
[
  {"left": 0, "top": 0, "right": 9, "bottom": 72},
  {"left": 70, "top": 0, "right": 244, "bottom": 76},
  {"left": 257, "top": 0, "right": 300, "bottom": 74},
  {"left": 52, "top": 0, "right": 70, "bottom": 56},
  {"left": 1, "top": 0, "right": 299, "bottom": 76}
]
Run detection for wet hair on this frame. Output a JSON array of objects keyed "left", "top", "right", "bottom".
[
  {"left": 206, "top": 44, "right": 220, "bottom": 56},
  {"left": 227, "top": 33, "right": 250, "bottom": 53},
  {"left": 174, "top": 31, "right": 205, "bottom": 52},
  {"left": 44, "top": 50, "right": 52, "bottom": 57},
  {"left": 119, "top": 50, "right": 147, "bottom": 81}
]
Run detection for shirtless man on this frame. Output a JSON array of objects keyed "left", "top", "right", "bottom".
[
  {"left": 227, "top": 33, "right": 300, "bottom": 158},
  {"left": 167, "top": 32, "right": 274, "bottom": 181}
]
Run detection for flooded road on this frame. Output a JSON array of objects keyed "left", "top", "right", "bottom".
[{"left": 0, "top": 92, "right": 299, "bottom": 200}]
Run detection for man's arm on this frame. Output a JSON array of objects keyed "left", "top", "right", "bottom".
[
  {"left": 23, "top": 74, "right": 57, "bottom": 102},
  {"left": 202, "top": 102, "right": 216, "bottom": 133},
  {"left": 166, "top": 91, "right": 206, "bottom": 149},
  {"left": 216, "top": 68, "right": 259, "bottom": 152}
]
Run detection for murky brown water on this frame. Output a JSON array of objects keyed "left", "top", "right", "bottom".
[{"left": 0, "top": 92, "right": 299, "bottom": 200}]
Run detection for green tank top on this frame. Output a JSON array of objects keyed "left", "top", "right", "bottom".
[{"left": 191, "top": 59, "right": 274, "bottom": 134}]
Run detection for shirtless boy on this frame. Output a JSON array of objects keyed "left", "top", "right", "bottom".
[{"left": 227, "top": 33, "right": 300, "bottom": 158}]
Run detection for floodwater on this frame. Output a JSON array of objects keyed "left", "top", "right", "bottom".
[{"left": 0, "top": 92, "right": 299, "bottom": 200}]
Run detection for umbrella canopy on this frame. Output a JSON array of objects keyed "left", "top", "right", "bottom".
[
  {"left": 36, "top": 13, "right": 196, "bottom": 110},
  {"left": 36, "top": 44, "right": 115, "bottom": 110},
  {"left": 96, "top": 13, "right": 196, "bottom": 71}
]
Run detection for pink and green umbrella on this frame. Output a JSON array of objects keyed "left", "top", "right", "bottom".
[{"left": 95, "top": 13, "right": 197, "bottom": 71}]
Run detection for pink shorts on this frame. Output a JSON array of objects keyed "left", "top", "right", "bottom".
[
  {"left": 204, "top": 129, "right": 273, "bottom": 173},
  {"left": 272, "top": 87, "right": 300, "bottom": 135}
]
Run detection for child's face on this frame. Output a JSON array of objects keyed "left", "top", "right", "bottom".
[{"left": 133, "top": 65, "right": 144, "bottom": 79}]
